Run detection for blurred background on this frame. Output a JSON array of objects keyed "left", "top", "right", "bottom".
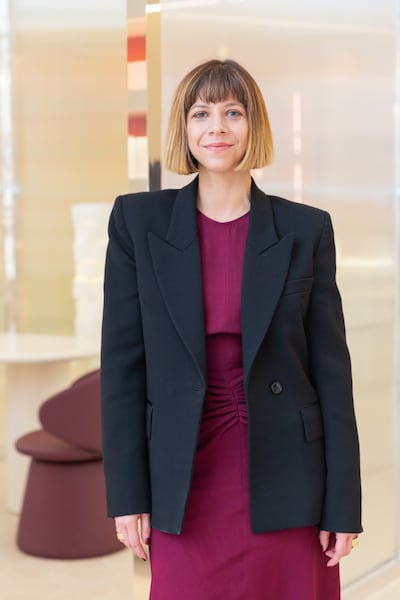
[{"left": 0, "top": 0, "right": 400, "bottom": 598}]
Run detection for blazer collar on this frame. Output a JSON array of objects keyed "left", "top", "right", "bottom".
[
  {"left": 166, "top": 177, "right": 199, "bottom": 250},
  {"left": 166, "top": 176, "right": 279, "bottom": 253},
  {"left": 247, "top": 179, "right": 279, "bottom": 253}
]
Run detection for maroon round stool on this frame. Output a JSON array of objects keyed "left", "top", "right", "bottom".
[
  {"left": 39, "top": 370, "right": 102, "bottom": 452},
  {"left": 16, "top": 430, "right": 122, "bottom": 559}
]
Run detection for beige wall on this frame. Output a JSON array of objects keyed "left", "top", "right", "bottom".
[{"left": 9, "top": 8, "right": 127, "bottom": 334}]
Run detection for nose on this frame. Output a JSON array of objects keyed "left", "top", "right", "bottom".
[{"left": 208, "top": 112, "right": 226, "bottom": 134}]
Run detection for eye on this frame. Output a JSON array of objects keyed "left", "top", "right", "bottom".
[
  {"left": 227, "top": 109, "right": 243, "bottom": 118},
  {"left": 192, "top": 111, "right": 208, "bottom": 119}
]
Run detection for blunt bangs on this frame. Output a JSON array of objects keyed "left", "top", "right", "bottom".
[{"left": 183, "top": 64, "right": 249, "bottom": 116}]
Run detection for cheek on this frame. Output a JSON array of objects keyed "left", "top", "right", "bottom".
[
  {"left": 236, "top": 123, "right": 249, "bottom": 148},
  {"left": 186, "top": 124, "right": 200, "bottom": 150},
  {"left": 186, "top": 135, "right": 196, "bottom": 155},
  {"left": 243, "top": 125, "right": 250, "bottom": 146}
]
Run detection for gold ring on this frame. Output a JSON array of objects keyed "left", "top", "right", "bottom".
[
  {"left": 352, "top": 537, "right": 359, "bottom": 549},
  {"left": 116, "top": 532, "right": 125, "bottom": 543}
]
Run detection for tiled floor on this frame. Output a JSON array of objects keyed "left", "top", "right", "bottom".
[{"left": 343, "top": 565, "right": 400, "bottom": 600}]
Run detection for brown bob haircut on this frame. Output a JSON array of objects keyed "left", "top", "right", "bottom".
[{"left": 165, "top": 59, "right": 274, "bottom": 175}]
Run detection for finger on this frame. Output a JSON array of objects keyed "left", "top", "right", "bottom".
[
  {"left": 125, "top": 517, "right": 148, "bottom": 561},
  {"left": 116, "top": 526, "right": 130, "bottom": 549},
  {"left": 115, "top": 516, "right": 147, "bottom": 561},
  {"left": 114, "top": 517, "right": 130, "bottom": 548},
  {"left": 140, "top": 513, "right": 152, "bottom": 545},
  {"left": 319, "top": 530, "right": 330, "bottom": 552},
  {"left": 326, "top": 534, "right": 351, "bottom": 567}
]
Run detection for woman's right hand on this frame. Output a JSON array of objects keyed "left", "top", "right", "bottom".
[{"left": 114, "top": 513, "right": 151, "bottom": 561}]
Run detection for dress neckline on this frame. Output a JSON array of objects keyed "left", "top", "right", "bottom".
[{"left": 196, "top": 209, "right": 250, "bottom": 225}]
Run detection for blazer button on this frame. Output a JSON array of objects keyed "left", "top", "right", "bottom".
[{"left": 270, "top": 381, "right": 283, "bottom": 395}]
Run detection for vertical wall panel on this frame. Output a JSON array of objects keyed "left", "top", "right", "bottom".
[{"left": 11, "top": 1, "right": 127, "bottom": 333}]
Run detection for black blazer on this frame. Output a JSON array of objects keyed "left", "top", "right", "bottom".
[{"left": 100, "top": 177, "right": 362, "bottom": 535}]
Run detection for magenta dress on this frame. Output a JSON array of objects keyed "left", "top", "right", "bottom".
[{"left": 149, "top": 210, "right": 340, "bottom": 600}]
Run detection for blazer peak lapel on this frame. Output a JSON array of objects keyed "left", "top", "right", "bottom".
[
  {"left": 241, "top": 184, "right": 294, "bottom": 382},
  {"left": 148, "top": 178, "right": 207, "bottom": 384}
]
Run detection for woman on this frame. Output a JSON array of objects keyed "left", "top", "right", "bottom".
[{"left": 101, "top": 59, "right": 362, "bottom": 599}]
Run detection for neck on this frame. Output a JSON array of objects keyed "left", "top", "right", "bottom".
[{"left": 196, "top": 170, "right": 252, "bottom": 222}]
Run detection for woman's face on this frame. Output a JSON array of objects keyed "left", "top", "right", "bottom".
[{"left": 186, "top": 96, "right": 249, "bottom": 174}]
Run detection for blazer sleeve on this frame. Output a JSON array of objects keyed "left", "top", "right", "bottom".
[
  {"left": 306, "top": 212, "right": 362, "bottom": 533},
  {"left": 100, "top": 196, "right": 151, "bottom": 517}
]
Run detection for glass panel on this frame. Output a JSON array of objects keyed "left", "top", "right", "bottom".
[
  {"left": 160, "top": 0, "right": 398, "bottom": 586},
  {"left": 7, "top": 0, "right": 127, "bottom": 334}
]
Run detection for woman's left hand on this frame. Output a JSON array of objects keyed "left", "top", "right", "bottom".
[{"left": 319, "top": 530, "right": 359, "bottom": 567}]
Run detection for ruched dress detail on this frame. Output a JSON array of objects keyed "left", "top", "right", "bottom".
[{"left": 149, "top": 210, "right": 340, "bottom": 600}]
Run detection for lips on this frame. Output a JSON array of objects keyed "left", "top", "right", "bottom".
[{"left": 204, "top": 143, "right": 232, "bottom": 150}]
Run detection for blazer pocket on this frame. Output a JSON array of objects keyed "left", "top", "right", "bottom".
[
  {"left": 146, "top": 403, "right": 153, "bottom": 440},
  {"left": 282, "top": 276, "right": 313, "bottom": 296},
  {"left": 301, "top": 402, "right": 324, "bottom": 442}
]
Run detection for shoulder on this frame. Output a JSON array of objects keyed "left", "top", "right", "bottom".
[
  {"left": 110, "top": 188, "right": 181, "bottom": 235},
  {"left": 116, "top": 188, "right": 179, "bottom": 217},
  {"left": 266, "top": 194, "right": 331, "bottom": 240},
  {"left": 251, "top": 182, "right": 334, "bottom": 249},
  {"left": 252, "top": 180, "right": 329, "bottom": 225},
  {"left": 269, "top": 194, "right": 329, "bottom": 222}
]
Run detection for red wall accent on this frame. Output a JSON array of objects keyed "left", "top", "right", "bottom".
[
  {"left": 128, "top": 112, "right": 146, "bottom": 136},
  {"left": 127, "top": 36, "right": 146, "bottom": 62}
]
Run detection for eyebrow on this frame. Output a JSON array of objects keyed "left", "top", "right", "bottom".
[{"left": 189, "top": 100, "right": 244, "bottom": 111}]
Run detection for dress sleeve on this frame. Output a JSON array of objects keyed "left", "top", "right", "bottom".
[{"left": 100, "top": 196, "right": 150, "bottom": 517}]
